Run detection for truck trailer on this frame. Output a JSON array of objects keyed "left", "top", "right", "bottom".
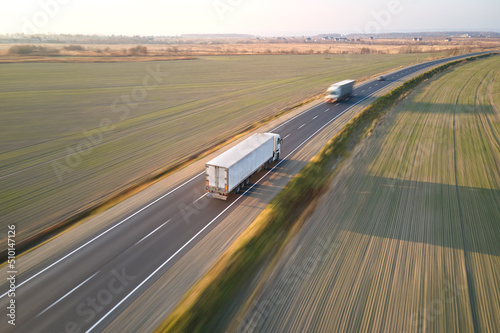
[
  {"left": 206, "top": 133, "right": 281, "bottom": 200},
  {"left": 324, "top": 79, "right": 355, "bottom": 103}
]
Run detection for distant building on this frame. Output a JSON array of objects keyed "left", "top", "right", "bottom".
[
  {"left": 413, "top": 37, "right": 423, "bottom": 41},
  {"left": 445, "top": 38, "right": 452, "bottom": 42}
]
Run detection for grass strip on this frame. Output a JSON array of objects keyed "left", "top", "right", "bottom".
[{"left": 155, "top": 52, "right": 497, "bottom": 333}]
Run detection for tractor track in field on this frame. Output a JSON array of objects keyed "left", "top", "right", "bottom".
[{"left": 452, "top": 71, "right": 479, "bottom": 333}]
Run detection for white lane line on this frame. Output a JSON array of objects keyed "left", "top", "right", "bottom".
[
  {"left": 134, "top": 219, "right": 171, "bottom": 246},
  {"left": 193, "top": 193, "right": 207, "bottom": 204},
  {"left": 36, "top": 272, "right": 99, "bottom": 318},
  {"left": 361, "top": 90, "right": 365, "bottom": 92},
  {"left": 324, "top": 108, "right": 330, "bottom": 112},
  {"left": 283, "top": 134, "right": 291, "bottom": 140},
  {"left": 272, "top": 102, "right": 323, "bottom": 131},
  {"left": 313, "top": 115, "right": 318, "bottom": 120},
  {"left": 298, "top": 123, "right": 306, "bottom": 129},
  {"left": 0, "top": 171, "right": 205, "bottom": 299},
  {"left": 88, "top": 79, "right": 399, "bottom": 332}
]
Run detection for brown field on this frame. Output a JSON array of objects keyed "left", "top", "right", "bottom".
[{"left": 0, "top": 37, "right": 498, "bottom": 63}]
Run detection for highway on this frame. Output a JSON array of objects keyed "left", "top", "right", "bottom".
[{"left": 0, "top": 52, "right": 488, "bottom": 333}]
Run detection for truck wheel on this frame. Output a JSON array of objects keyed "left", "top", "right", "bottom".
[
  {"left": 245, "top": 178, "right": 250, "bottom": 186},
  {"left": 235, "top": 186, "right": 240, "bottom": 194},
  {"left": 240, "top": 183, "right": 245, "bottom": 191},
  {"left": 275, "top": 153, "right": 280, "bottom": 162},
  {"left": 264, "top": 162, "right": 269, "bottom": 170}
]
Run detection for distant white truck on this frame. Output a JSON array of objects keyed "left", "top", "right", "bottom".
[
  {"left": 324, "top": 79, "right": 355, "bottom": 103},
  {"left": 206, "top": 133, "right": 281, "bottom": 200}
]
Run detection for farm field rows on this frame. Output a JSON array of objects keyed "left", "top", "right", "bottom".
[
  {"left": 0, "top": 53, "right": 434, "bottom": 246},
  {"left": 236, "top": 56, "right": 500, "bottom": 332}
]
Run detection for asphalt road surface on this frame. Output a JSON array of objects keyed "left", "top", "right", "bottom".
[{"left": 0, "top": 52, "right": 489, "bottom": 333}]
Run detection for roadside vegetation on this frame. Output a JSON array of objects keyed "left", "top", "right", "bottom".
[
  {"left": 156, "top": 53, "right": 497, "bottom": 332},
  {"left": 7, "top": 45, "right": 60, "bottom": 56},
  {"left": 1, "top": 53, "right": 435, "bottom": 250}
]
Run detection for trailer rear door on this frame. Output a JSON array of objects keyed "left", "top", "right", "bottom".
[{"left": 216, "top": 166, "right": 227, "bottom": 191}]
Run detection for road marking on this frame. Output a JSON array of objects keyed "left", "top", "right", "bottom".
[
  {"left": 36, "top": 272, "right": 99, "bottom": 318},
  {"left": 335, "top": 103, "right": 340, "bottom": 106},
  {"left": 283, "top": 134, "right": 291, "bottom": 140},
  {"left": 193, "top": 193, "right": 207, "bottom": 204},
  {"left": 361, "top": 90, "right": 365, "bottom": 92},
  {"left": 298, "top": 123, "right": 306, "bottom": 129},
  {"left": 313, "top": 115, "right": 318, "bottom": 120},
  {"left": 272, "top": 102, "right": 323, "bottom": 131},
  {"left": 0, "top": 171, "right": 205, "bottom": 299},
  {"left": 324, "top": 108, "right": 330, "bottom": 112},
  {"left": 134, "top": 219, "right": 171, "bottom": 246}
]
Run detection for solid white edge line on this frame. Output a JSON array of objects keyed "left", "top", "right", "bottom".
[
  {"left": 0, "top": 172, "right": 205, "bottom": 299},
  {"left": 134, "top": 219, "right": 171, "bottom": 246},
  {"left": 87, "top": 76, "right": 397, "bottom": 333},
  {"left": 36, "top": 271, "right": 99, "bottom": 318}
]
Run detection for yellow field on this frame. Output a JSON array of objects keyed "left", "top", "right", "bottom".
[{"left": 0, "top": 38, "right": 498, "bottom": 63}]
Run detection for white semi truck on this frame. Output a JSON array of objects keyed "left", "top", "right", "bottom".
[
  {"left": 324, "top": 79, "right": 355, "bottom": 103},
  {"left": 206, "top": 133, "right": 281, "bottom": 200}
]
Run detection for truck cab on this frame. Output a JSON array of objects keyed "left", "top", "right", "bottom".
[
  {"left": 325, "top": 86, "right": 341, "bottom": 103},
  {"left": 324, "top": 79, "right": 355, "bottom": 103}
]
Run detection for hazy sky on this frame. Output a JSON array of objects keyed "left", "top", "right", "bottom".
[{"left": 1, "top": 0, "right": 499, "bottom": 36}]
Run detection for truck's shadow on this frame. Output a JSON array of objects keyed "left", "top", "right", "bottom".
[{"left": 231, "top": 158, "right": 308, "bottom": 204}]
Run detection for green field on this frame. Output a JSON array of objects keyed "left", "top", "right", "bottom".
[
  {"left": 235, "top": 56, "right": 500, "bottom": 332},
  {"left": 0, "top": 53, "right": 438, "bottom": 246}
]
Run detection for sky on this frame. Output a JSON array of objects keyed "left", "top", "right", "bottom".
[{"left": 0, "top": 0, "right": 499, "bottom": 36}]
